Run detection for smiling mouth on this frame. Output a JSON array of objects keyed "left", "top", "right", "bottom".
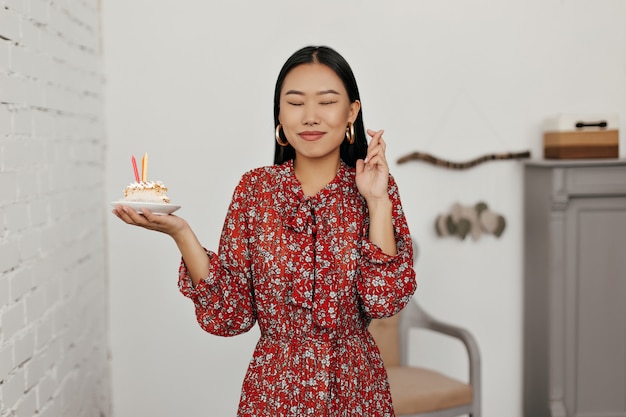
[{"left": 299, "top": 131, "right": 326, "bottom": 141}]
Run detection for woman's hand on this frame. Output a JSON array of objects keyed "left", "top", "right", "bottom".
[
  {"left": 356, "top": 129, "right": 390, "bottom": 203},
  {"left": 111, "top": 205, "right": 189, "bottom": 239}
]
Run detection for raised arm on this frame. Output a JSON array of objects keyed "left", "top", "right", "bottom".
[
  {"left": 355, "top": 128, "right": 417, "bottom": 318},
  {"left": 356, "top": 128, "right": 396, "bottom": 256}
]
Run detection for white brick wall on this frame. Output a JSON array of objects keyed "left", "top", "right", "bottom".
[{"left": 0, "top": 1, "right": 111, "bottom": 416}]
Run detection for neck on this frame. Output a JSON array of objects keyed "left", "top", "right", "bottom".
[{"left": 294, "top": 155, "right": 341, "bottom": 197}]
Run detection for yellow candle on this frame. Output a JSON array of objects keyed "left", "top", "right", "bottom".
[{"left": 141, "top": 153, "right": 148, "bottom": 182}]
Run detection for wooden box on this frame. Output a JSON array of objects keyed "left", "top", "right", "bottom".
[{"left": 543, "top": 114, "right": 619, "bottom": 159}]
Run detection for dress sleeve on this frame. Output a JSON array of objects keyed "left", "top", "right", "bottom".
[
  {"left": 357, "top": 174, "right": 417, "bottom": 319},
  {"left": 178, "top": 173, "right": 256, "bottom": 337}
]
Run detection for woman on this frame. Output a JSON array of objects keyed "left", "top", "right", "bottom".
[{"left": 113, "top": 45, "right": 416, "bottom": 416}]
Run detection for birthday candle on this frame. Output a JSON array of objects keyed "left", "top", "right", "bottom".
[
  {"left": 131, "top": 156, "right": 140, "bottom": 182},
  {"left": 141, "top": 153, "right": 148, "bottom": 182}
]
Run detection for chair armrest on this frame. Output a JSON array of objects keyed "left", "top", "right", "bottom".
[{"left": 398, "top": 300, "right": 482, "bottom": 414}]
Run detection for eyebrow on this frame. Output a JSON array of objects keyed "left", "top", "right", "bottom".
[{"left": 284, "top": 89, "right": 341, "bottom": 96}]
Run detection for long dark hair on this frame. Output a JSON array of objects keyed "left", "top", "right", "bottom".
[{"left": 273, "top": 46, "right": 367, "bottom": 167}]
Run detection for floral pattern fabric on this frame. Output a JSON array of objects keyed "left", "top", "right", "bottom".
[{"left": 179, "top": 159, "right": 416, "bottom": 416}]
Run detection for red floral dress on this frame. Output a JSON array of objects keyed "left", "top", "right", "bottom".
[{"left": 179, "top": 160, "right": 416, "bottom": 416}]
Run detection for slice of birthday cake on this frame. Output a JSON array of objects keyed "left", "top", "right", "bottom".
[{"left": 122, "top": 181, "right": 171, "bottom": 204}]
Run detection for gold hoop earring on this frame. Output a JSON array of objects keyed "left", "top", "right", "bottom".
[
  {"left": 346, "top": 122, "right": 355, "bottom": 145},
  {"left": 275, "top": 124, "right": 289, "bottom": 147}
]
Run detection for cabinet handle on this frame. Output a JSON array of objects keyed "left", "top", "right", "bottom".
[{"left": 575, "top": 120, "right": 608, "bottom": 129}]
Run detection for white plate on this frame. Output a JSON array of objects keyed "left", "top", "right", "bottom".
[{"left": 110, "top": 201, "right": 181, "bottom": 215}]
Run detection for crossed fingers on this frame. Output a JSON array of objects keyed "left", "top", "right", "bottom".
[{"left": 364, "top": 128, "right": 388, "bottom": 170}]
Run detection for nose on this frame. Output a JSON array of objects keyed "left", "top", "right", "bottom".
[{"left": 302, "top": 104, "right": 319, "bottom": 126}]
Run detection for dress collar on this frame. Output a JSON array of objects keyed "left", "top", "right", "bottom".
[{"left": 281, "top": 159, "right": 351, "bottom": 203}]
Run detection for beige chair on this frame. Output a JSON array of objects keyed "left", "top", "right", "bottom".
[{"left": 369, "top": 300, "right": 481, "bottom": 417}]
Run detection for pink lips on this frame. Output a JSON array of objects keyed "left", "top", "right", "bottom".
[{"left": 298, "top": 131, "right": 325, "bottom": 141}]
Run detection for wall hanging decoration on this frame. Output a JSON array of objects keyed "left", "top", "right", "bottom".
[
  {"left": 397, "top": 150, "right": 530, "bottom": 169},
  {"left": 396, "top": 89, "right": 531, "bottom": 169},
  {"left": 435, "top": 202, "right": 506, "bottom": 240}
]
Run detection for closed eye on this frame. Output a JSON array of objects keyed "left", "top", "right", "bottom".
[{"left": 320, "top": 101, "right": 338, "bottom": 105}]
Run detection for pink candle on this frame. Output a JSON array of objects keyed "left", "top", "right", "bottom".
[{"left": 131, "top": 156, "right": 140, "bottom": 182}]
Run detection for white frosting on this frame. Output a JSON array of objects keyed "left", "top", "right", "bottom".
[{"left": 125, "top": 181, "right": 167, "bottom": 190}]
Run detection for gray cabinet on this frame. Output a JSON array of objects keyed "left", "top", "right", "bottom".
[{"left": 523, "top": 160, "right": 626, "bottom": 417}]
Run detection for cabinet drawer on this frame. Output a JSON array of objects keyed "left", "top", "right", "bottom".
[{"left": 564, "top": 165, "right": 626, "bottom": 195}]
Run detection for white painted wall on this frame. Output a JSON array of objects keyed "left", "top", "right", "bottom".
[
  {"left": 102, "top": 1, "right": 626, "bottom": 416},
  {"left": 0, "top": 1, "right": 111, "bottom": 416}
]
